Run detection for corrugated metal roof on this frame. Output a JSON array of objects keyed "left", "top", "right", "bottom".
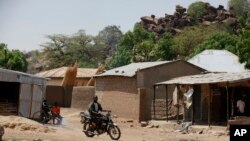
[
  {"left": 0, "top": 68, "right": 48, "bottom": 85},
  {"left": 35, "top": 67, "right": 97, "bottom": 78},
  {"left": 156, "top": 72, "right": 250, "bottom": 85},
  {"left": 96, "top": 61, "right": 171, "bottom": 77},
  {"left": 188, "top": 50, "right": 247, "bottom": 72}
]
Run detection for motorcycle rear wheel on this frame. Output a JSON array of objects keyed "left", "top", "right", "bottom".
[
  {"left": 108, "top": 126, "right": 121, "bottom": 140},
  {"left": 83, "top": 122, "right": 95, "bottom": 137}
]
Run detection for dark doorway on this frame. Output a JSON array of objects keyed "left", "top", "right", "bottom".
[
  {"left": 211, "top": 86, "right": 228, "bottom": 124},
  {"left": 193, "top": 85, "right": 201, "bottom": 122},
  {"left": 0, "top": 81, "right": 20, "bottom": 115}
]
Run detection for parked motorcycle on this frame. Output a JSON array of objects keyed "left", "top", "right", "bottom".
[{"left": 80, "top": 110, "right": 121, "bottom": 140}]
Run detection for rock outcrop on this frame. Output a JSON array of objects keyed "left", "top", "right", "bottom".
[{"left": 139, "top": 3, "right": 238, "bottom": 36}]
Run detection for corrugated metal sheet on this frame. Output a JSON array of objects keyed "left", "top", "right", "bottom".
[
  {"left": 35, "top": 67, "right": 97, "bottom": 78},
  {"left": 30, "top": 85, "right": 44, "bottom": 117},
  {"left": 96, "top": 61, "right": 171, "bottom": 77},
  {"left": 156, "top": 72, "right": 250, "bottom": 85},
  {"left": 188, "top": 50, "right": 247, "bottom": 72},
  {"left": 19, "top": 84, "right": 32, "bottom": 117},
  {"left": 0, "top": 68, "right": 48, "bottom": 85}
]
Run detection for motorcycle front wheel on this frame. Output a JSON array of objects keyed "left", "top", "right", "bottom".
[
  {"left": 83, "top": 122, "right": 95, "bottom": 137},
  {"left": 108, "top": 125, "right": 121, "bottom": 140}
]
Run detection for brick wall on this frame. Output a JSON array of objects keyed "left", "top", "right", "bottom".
[
  {"left": 71, "top": 86, "right": 95, "bottom": 110},
  {"left": 95, "top": 77, "right": 140, "bottom": 120}
]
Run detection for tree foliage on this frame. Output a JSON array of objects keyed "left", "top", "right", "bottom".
[
  {"left": 236, "top": 12, "right": 250, "bottom": 68},
  {"left": 172, "top": 24, "right": 230, "bottom": 59},
  {"left": 0, "top": 43, "right": 28, "bottom": 72},
  {"left": 41, "top": 30, "right": 105, "bottom": 69},
  {"left": 228, "top": 0, "right": 249, "bottom": 18},
  {"left": 191, "top": 32, "right": 238, "bottom": 57},
  {"left": 97, "top": 25, "right": 123, "bottom": 58},
  {"left": 107, "top": 25, "right": 175, "bottom": 68},
  {"left": 187, "top": 1, "right": 206, "bottom": 21}
]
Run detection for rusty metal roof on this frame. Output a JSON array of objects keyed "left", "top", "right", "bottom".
[
  {"left": 35, "top": 67, "right": 97, "bottom": 78},
  {"left": 156, "top": 71, "right": 250, "bottom": 85}
]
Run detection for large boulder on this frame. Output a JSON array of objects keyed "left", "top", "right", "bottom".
[
  {"left": 176, "top": 5, "right": 186, "bottom": 14},
  {"left": 141, "top": 15, "right": 158, "bottom": 25},
  {"left": 139, "top": 3, "right": 239, "bottom": 36},
  {"left": 222, "top": 17, "right": 237, "bottom": 25}
]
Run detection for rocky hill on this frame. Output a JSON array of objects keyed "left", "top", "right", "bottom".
[{"left": 139, "top": 3, "right": 238, "bottom": 36}]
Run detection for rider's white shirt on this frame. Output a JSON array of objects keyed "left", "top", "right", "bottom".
[{"left": 94, "top": 103, "right": 98, "bottom": 112}]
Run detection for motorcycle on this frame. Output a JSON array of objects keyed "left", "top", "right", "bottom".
[{"left": 80, "top": 110, "right": 121, "bottom": 140}]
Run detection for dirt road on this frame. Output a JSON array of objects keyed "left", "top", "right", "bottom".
[{"left": 1, "top": 108, "right": 229, "bottom": 141}]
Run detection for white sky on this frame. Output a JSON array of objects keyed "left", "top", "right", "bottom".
[{"left": 0, "top": 0, "right": 228, "bottom": 51}]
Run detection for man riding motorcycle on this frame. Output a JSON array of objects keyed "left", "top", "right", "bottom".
[{"left": 88, "top": 96, "right": 104, "bottom": 131}]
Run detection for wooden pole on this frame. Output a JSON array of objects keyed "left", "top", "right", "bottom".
[
  {"left": 153, "top": 85, "right": 156, "bottom": 119},
  {"left": 177, "top": 85, "right": 180, "bottom": 123},
  {"left": 231, "top": 88, "right": 235, "bottom": 117},
  {"left": 226, "top": 85, "right": 229, "bottom": 121},
  {"left": 165, "top": 85, "right": 168, "bottom": 122},
  {"left": 208, "top": 84, "right": 211, "bottom": 126},
  {"left": 192, "top": 85, "right": 194, "bottom": 124}
]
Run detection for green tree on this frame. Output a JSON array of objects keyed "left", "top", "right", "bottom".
[
  {"left": 0, "top": 43, "right": 9, "bottom": 68},
  {"left": 153, "top": 33, "right": 175, "bottom": 60},
  {"left": 97, "top": 25, "right": 123, "bottom": 58},
  {"left": 107, "top": 25, "right": 175, "bottom": 68},
  {"left": 172, "top": 24, "right": 230, "bottom": 59},
  {"left": 107, "top": 25, "right": 156, "bottom": 68},
  {"left": 228, "top": 0, "right": 249, "bottom": 18},
  {"left": 41, "top": 34, "right": 71, "bottom": 69},
  {"left": 190, "top": 32, "right": 238, "bottom": 58},
  {"left": 7, "top": 50, "right": 28, "bottom": 72},
  {"left": 237, "top": 28, "right": 250, "bottom": 68},
  {"left": 187, "top": 1, "right": 206, "bottom": 22},
  {"left": 70, "top": 30, "right": 105, "bottom": 68},
  {"left": 0, "top": 43, "right": 28, "bottom": 72},
  {"left": 41, "top": 30, "right": 105, "bottom": 70}
]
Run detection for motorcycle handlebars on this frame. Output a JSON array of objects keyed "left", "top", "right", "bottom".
[{"left": 102, "top": 110, "right": 111, "bottom": 113}]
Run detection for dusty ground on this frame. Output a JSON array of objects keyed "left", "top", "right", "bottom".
[{"left": 0, "top": 108, "right": 229, "bottom": 141}]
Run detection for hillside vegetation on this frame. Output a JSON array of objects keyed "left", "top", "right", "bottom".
[{"left": 1, "top": 0, "right": 249, "bottom": 73}]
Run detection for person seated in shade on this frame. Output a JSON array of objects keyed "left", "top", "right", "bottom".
[
  {"left": 237, "top": 96, "right": 245, "bottom": 116},
  {"left": 42, "top": 99, "right": 50, "bottom": 118},
  {"left": 51, "top": 102, "right": 63, "bottom": 125}
]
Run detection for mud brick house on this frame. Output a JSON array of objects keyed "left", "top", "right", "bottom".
[
  {"left": 0, "top": 68, "right": 48, "bottom": 118},
  {"left": 95, "top": 60, "right": 205, "bottom": 121}
]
